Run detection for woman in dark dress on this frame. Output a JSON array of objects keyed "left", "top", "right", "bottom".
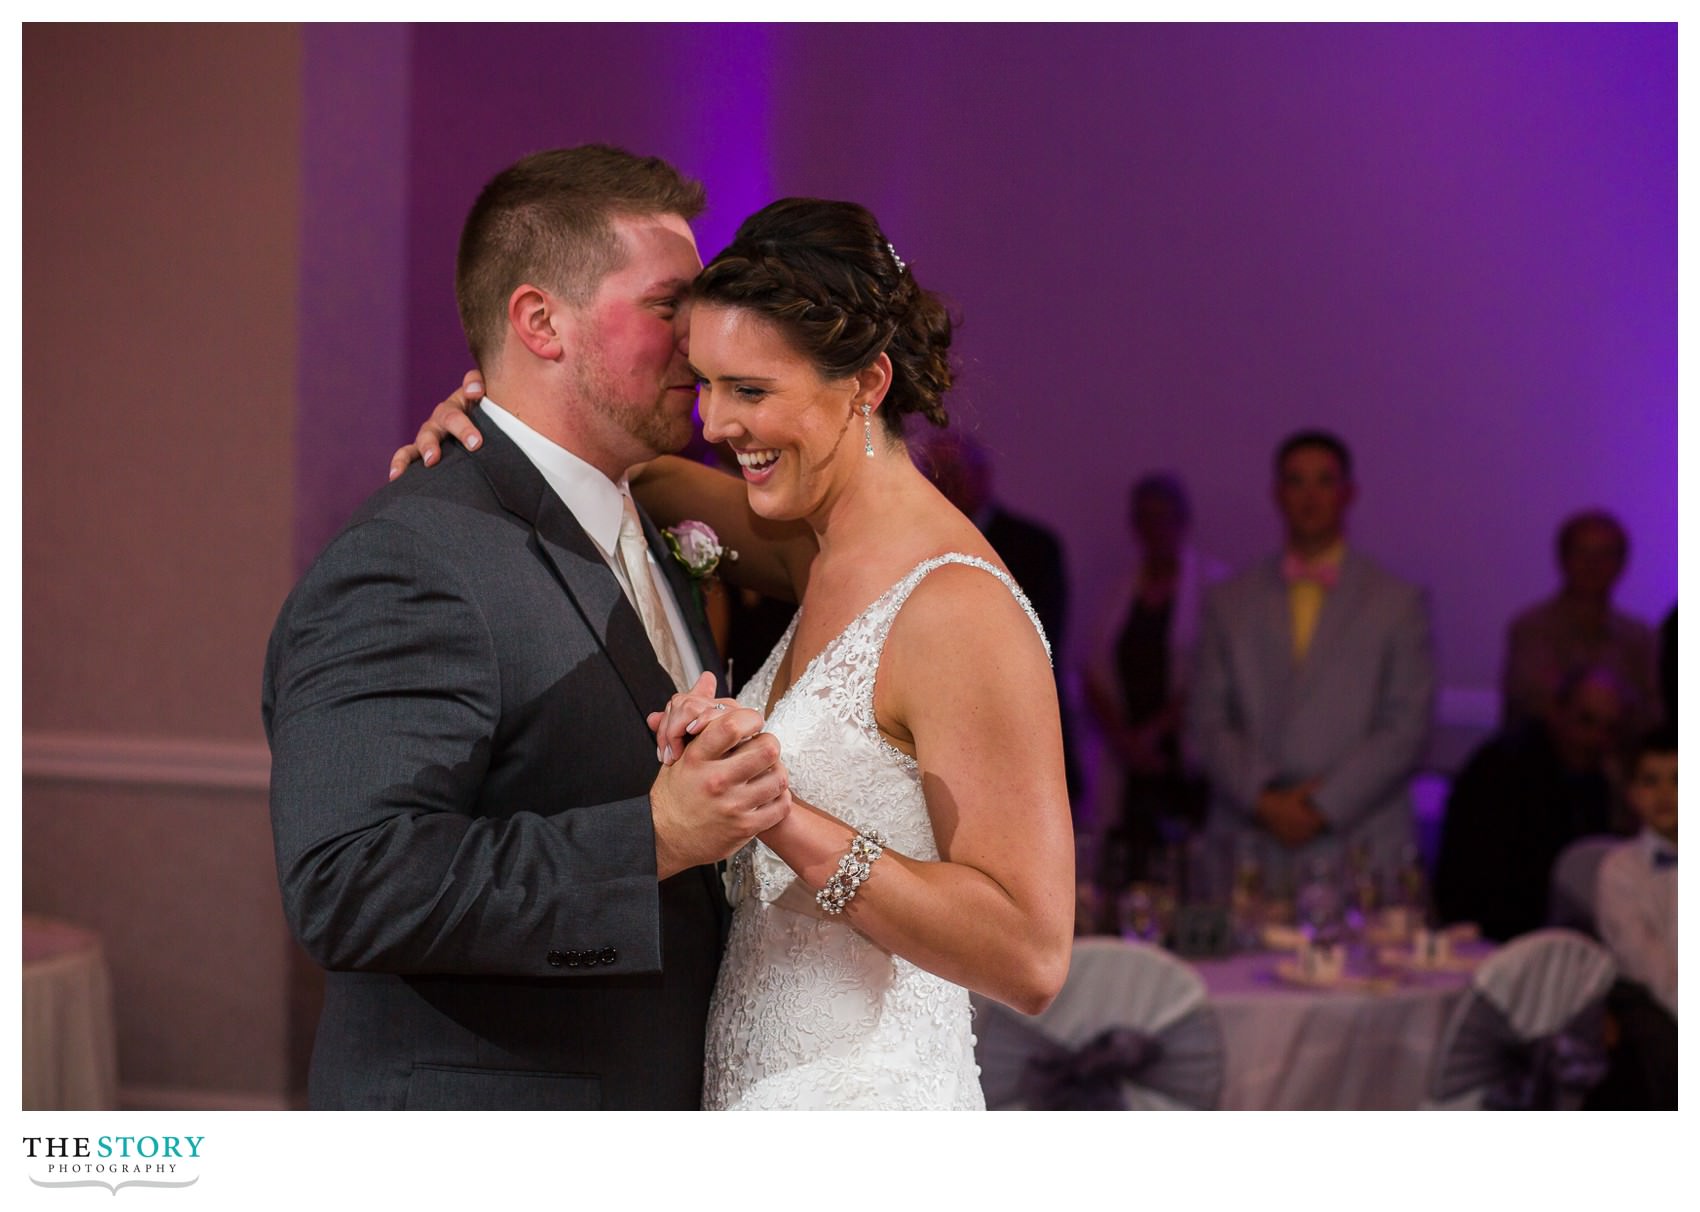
[{"left": 1084, "top": 474, "right": 1226, "bottom": 891}]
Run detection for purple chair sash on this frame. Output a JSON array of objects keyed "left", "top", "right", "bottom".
[
  {"left": 976, "top": 1003, "right": 1223, "bottom": 1110},
  {"left": 1433, "top": 992, "right": 1609, "bottom": 1110}
]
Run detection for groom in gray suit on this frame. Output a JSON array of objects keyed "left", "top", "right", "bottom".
[
  {"left": 263, "top": 147, "right": 791, "bottom": 1109},
  {"left": 1188, "top": 430, "right": 1434, "bottom": 885}
]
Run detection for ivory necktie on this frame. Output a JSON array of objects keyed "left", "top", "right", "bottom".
[{"left": 616, "top": 493, "right": 690, "bottom": 692}]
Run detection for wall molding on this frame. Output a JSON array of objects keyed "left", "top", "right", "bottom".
[
  {"left": 21, "top": 689, "right": 1497, "bottom": 794},
  {"left": 23, "top": 732, "right": 271, "bottom": 792}
]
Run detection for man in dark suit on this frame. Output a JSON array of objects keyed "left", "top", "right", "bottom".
[
  {"left": 263, "top": 147, "right": 791, "bottom": 1109},
  {"left": 1433, "top": 666, "right": 1625, "bottom": 941}
]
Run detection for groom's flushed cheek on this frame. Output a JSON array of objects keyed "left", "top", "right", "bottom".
[{"left": 564, "top": 212, "right": 703, "bottom": 460}]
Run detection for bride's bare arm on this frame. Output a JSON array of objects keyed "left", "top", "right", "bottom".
[
  {"left": 752, "top": 564, "right": 1075, "bottom": 1015},
  {"left": 630, "top": 457, "right": 813, "bottom": 602}
]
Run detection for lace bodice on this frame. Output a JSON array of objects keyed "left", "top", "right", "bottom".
[{"left": 702, "top": 554, "right": 1048, "bottom": 1110}]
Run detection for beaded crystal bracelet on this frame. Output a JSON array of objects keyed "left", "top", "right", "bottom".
[{"left": 815, "top": 828, "right": 887, "bottom": 915}]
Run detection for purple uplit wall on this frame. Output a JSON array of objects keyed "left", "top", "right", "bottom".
[{"left": 382, "top": 22, "right": 1675, "bottom": 701}]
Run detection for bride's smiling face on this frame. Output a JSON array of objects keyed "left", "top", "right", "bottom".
[{"left": 692, "top": 303, "right": 864, "bottom": 523}]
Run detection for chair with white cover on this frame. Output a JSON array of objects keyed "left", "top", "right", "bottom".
[
  {"left": 1546, "top": 835, "right": 1624, "bottom": 937},
  {"left": 1427, "top": 928, "right": 1616, "bottom": 1110},
  {"left": 974, "top": 938, "right": 1223, "bottom": 1110}
]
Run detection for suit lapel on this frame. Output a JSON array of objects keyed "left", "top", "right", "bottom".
[
  {"left": 639, "top": 507, "right": 727, "bottom": 697},
  {"left": 634, "top": 506, "right": 734, "bottom": 922},
  {"left": 469, "top": 409, "right": 677, "bottom": 719},
  {"left": 1256, "top": 558, "right": 1299, "bottom": 692},
  {"left": 470, "top": 410, "right": 733, "bottom": 919}
]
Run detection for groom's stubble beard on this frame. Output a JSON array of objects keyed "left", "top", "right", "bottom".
[{"left": 572, "top": 334, "right": 693, "bottom": 462}]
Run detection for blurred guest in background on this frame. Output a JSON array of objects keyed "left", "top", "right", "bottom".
[
  {"left": 1502, "top": 510, "right": 1659, "bottom": 743},
  {"left": 914, "top": 428, "right": 1081, "bottom": 804},
  {"left": 1433, "top": 665, "right": 1627, "bottom": 942},
  {"left": 1597, "top": 726, "right": 1677, "bottom": 1014},
  {"left": 1589, "top": 726, "right": 1677, "bottom": 1109},
  {"left": 1083, "top": 473, "right": 1227, "bottom": 886},
  {"left": 1189, "top": 431, "right": 1434, "bottom": 889}
]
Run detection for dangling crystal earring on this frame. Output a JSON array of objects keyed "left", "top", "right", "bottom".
[{"left": 861, "top": 403, "right": 874, "bottom": 457}]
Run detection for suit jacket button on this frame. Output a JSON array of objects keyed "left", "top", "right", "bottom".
[
  {"left": 599, "top": 947, "right": 617, "bottom": 965},
  {"left": 547, "top": 950, "right": 566, "bottom": 968}
]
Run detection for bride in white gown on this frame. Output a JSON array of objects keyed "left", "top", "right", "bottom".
[
  {"left": 642, "top": 198, "right": 1072, "bottom": 1109},
  {"left": 406, "top": 197, "right": 1074, "bottom": 1110},
  {"left": 696, "top": 550, "right": 1046, "bottom": 1109}
]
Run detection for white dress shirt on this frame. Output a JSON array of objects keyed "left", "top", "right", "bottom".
[
  {"left": 478, "top": 397, "right": 706, "bottom": 687},
  {"left": 1595, "top": 828, "right": 1677, "bottom": 1017}
]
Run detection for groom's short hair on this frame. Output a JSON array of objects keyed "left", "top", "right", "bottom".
[{"left": 456, "top": 145, "right": 706, "bottom": 365}]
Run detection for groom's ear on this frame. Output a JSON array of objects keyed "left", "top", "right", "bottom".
[{"left": 507, "top": 283, "right": 571, "bottom": 361}]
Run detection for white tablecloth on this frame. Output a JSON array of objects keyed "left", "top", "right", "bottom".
[
  {"left": 1190, "top": 947, "right": 1483, "bottom": 1110},
  {"left": 23, "top": 915, "right": 119, "bottom": 1110}
]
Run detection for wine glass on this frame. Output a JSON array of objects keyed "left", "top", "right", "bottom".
[
  {"left": 1343, "top": 842, "right": 1379, "bottom": 938},
  {"left": 1230, "top": 850, "right": 1265, "bottom": 950},
  {"left": 1117, "top": 883, "right": 1171, "bottom": 944},
  {"left": 1295, "top": 856, "right": 1345, "bottom": 948}
]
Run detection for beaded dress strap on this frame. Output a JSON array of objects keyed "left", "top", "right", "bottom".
[
  {"left": 875, "top": 553, "right": 1050, "bottom": 662},
  {"left": 853, "top": 553, "right": 1051, "bottom": 762}
]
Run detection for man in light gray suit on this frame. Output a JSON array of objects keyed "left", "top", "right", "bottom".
[
  {"left": 263, "top": 147, "right": 791, "bottom": 1109},
  {"left": 1188, "top": 430, "right": 1434, "bottom": 888}
]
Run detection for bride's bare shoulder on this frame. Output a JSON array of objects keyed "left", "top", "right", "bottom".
[{"left": 889, "top": 553, "right": 1050, "bottom": 661}]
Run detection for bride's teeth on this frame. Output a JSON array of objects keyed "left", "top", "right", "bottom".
[{"left": 737, "top": 449, "right": 779, "bottom": 469}]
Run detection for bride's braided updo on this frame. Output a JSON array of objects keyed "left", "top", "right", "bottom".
[{"left": 692, "top": 198, "right": 954, "bottom": 432}]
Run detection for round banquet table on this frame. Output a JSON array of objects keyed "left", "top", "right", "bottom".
[
  {"left": 1189, "top": 944, "right": 1489, "bottom": 1110},
  {"left": 22, "top": 915, "right": 120, "bottom": 1110}
]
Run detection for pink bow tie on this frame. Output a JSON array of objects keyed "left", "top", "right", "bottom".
[{"left": 1281, "top": 553, "right": 1340, "bottom": 589}]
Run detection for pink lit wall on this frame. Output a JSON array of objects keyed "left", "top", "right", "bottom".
[{"left": 24, "top": 24, "right": 303, "bottom": 1104}]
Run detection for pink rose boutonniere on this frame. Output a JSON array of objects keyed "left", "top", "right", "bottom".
[{"left": 662, "top": 520, "right": 736, "bottom": 588}]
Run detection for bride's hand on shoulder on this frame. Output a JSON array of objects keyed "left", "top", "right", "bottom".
[
  {"left": 647, "top": 672, "right": 754, "bottom": 765},
  {"left": 387, "top": 370, "right": 489, "bottom": 480}
]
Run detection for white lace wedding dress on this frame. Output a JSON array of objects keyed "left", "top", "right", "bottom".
[{"left": 701, "top": 553, "right": 1050, "bottom": 1110}]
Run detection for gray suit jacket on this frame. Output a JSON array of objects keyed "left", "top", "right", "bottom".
[
  {"left": 262, "top": 408, "right": 727, "bottom": 1109},
  {"left": 1187, "top": 549, "right": 1434, "bottom": 883}
]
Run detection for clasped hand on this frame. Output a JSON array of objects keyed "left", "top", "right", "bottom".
[
  {"left": 1255, "top": 778, "right": 1325, "bottom": 848},
  {"left": 647, "top": 672, "right": 792, "bottom": 880}
]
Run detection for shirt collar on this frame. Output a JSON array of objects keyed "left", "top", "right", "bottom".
[{"left": 478, "top": 396, "right": 628, "bottom": 557}]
